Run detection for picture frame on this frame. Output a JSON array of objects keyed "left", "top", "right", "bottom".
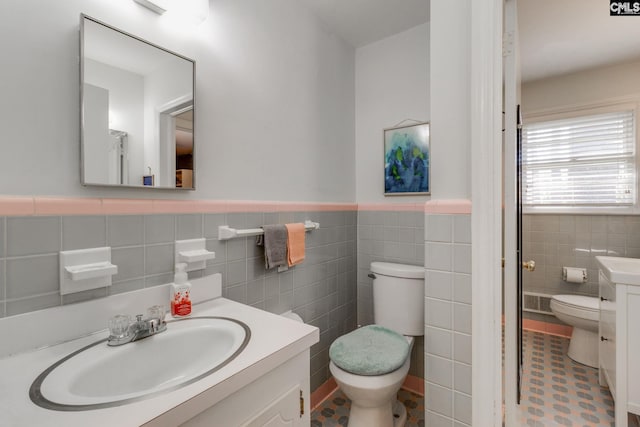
[{"left": 383, "top": 122, "right": 430, "bottom": 196}]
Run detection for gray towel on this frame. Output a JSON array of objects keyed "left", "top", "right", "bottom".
[{"left": 257, "top": 224, "right": 288, "bottom": 270}]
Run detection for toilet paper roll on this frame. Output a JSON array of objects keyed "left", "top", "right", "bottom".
[
  {"left": 563, "top": 267, "right": 586, "bottom": 283},
  {"left": 281, "top": 310, "right": 303, "bottom": 323}
]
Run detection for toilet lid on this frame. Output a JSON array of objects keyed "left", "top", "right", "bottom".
[
  {"left": 552, "top": 294, "right": 599, "bottom": 311},
  {"left": 329, "top": 325, "right": 410, "bottom": 376}
]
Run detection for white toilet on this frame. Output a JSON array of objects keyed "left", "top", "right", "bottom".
[
  {"left": 329, "top": 262, "right": 424, "bottom": 427},
  {"left": 549, "top": 294, "right": 599, "bottom": 368}
]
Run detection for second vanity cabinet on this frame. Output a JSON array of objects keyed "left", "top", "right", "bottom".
[
  {"left": 597, "top": 257, "right": 640, "bottom": 427},
  {"left": 598, "top": 270, "right": 616, "bottom": 397}
]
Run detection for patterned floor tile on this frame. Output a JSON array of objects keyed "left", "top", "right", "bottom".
[
  {"left": 313, "top": 330, "right": 615, "bottom": 426},
  {"left": 518, "top": 330, "right": 614, "bottom": 426},
  {"left": 311, "top": 388, "right": 424, "bottom": 427}
]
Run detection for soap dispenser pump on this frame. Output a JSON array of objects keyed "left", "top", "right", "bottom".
[{"left": 171, "top": 263, "right": 192, "bottom": 317}]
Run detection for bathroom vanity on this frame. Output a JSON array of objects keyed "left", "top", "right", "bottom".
[
  {"left": 596, "top": 256, "right": 640, "bottom": 427},
  {"left": 0, "top": 274, "right": 319, "bottom": 426}
]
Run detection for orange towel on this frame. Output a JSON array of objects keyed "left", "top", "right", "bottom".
[{"left": 285, "top": 223, "right": 306, "bottom": 267}]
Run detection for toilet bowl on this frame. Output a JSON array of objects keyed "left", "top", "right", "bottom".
[
  {"left": 549, "top": 294, "right": 599, "bottom": 368},
  {"left": 329, "top": 336, "right": 414, "bottom": 427},
  {"left": 328, "top": 262, "right": 424, "bottom": 427}
]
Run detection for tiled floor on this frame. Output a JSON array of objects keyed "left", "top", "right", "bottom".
[
  {"left": 518, "top": 330, "right": 615, "bottom": 426},
  {"left": 311, "top": 388, "right": 424, "bottom": 427},
  {"left": 312, "top": 330, "right": 615, "bottom": 426}
]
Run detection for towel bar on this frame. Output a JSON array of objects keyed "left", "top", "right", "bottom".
[{"left": 218, "top": 220, "right": 320, "bottom": 241}]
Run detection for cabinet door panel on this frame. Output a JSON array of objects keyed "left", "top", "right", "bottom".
[
  {"left": 599, "top": 271, "right": 616, "bottom": 393},
  {"left": 628, "top": 293, "right": 640, "bottom": 413},
  {"left": 242, "top": 386, "right": 299, "bottom": 427}
]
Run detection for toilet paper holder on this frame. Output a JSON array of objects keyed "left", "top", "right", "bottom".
[{"left": 562, "top": 266, "right": 587, "bottom": 283}]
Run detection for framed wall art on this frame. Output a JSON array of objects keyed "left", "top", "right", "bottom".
[{"left": 383, "top": 121, "right": 430, "bottom": 195}]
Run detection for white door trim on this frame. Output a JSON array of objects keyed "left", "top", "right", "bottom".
[
  {"left": 503, "top": 0, "right": 520, "bottom": 425},
  {"left": 470, "top": 0, "right": 504, "bottom": 425}
]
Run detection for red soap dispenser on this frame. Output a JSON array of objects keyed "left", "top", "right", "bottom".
[{"left": 170, "top": 263, "right": 192, "bottom": 317}]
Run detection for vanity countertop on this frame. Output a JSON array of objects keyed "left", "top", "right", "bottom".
[
  {"left": 0, "top": 297, "right": 319, "bottom": 427},
  {"left": 596, "top": 255, "right": 640, "bottom": 286}
]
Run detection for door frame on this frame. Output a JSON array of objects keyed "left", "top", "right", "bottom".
[
  {"left": 470, "top": 0, "right": 504, "bottom": 425},
  {"left": 503, "top": 0, "right": 520, "bottom": 425}
]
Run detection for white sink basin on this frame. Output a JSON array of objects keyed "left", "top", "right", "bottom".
[
  {"left": 596, "top": 256, "right": 640, "bottom": 286},
  {"left": 30, "top": 317, "right": 250, "bottom": 410}
]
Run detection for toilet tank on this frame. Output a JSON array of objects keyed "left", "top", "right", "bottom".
[{"left": 371, "top": 262, "right": 425, "bottom": 336}]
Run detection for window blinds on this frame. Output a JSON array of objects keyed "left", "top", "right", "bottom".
[{"left": 522, "top": 110, "right": 636, "bottom": 205}]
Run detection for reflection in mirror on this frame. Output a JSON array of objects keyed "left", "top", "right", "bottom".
[
  {"left": 81, "top": 15, "right": 195, "bottom": 189},
  {"left": 109, "top": 129, "right": 128, "bottom": 185}
]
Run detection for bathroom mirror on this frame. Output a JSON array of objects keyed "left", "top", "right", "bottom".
[{"left": 80, "top": 15, "right": 195, "bottom": 189}]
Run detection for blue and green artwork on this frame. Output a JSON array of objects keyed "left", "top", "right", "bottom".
[{"left": 384, "top": 122, "right": 430, "bottom": 195}]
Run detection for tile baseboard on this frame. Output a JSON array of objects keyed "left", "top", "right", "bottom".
[
  {"left": 522, "top": 319, "right": 572, "bottom": 338},
  {"left": 311, "top": 377, "right": 338, "bottom": 410}
]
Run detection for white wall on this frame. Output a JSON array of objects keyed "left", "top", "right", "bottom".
[
  {"left": 429, "top": 1, "right": 471, "bottom": 200},
  {"left": 355, "top": 23, "right": 429, "bottom": 203},
  {"left": 0, "top": 0, "right": 355, "bottom": 202},
  {"left": 522, "top": 58, "right": 640, "bottom": 113}
]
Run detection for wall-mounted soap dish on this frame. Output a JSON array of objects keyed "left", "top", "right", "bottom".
[
  {"left": 59, "top": 247, "right": 118, "bottom": 295},
  {"left": 175, "top": 238, "right": 215, "bottom": 272}
]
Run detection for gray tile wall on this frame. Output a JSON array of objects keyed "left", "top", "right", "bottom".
[
  {"left": 523, "top": 214, "right": 640, "bottom": 300},
  {"left": 357, "top": 210, "right": 425, "bottom": 379},
  {"left": 0, "top": 211, "right": 358, "bottom": 391},
  {"left": 202, "top": 211, "right": 358, "bottom": 391},
  {"left": 424, "top": 213, "right": 472, "bottom": 427}
]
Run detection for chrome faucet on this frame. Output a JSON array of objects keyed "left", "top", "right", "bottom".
[{"left": 107, "top": 307, "right": 167, "bottom": 346}]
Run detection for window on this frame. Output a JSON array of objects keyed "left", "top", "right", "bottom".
[{"left": 522, "top": 109, "right": 636, "bottom": 207}]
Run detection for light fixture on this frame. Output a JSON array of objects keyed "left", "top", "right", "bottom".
[
  {"left": 132, "top": 0, "right": 209, "bottom": 24},
  {"left": 133, "top": 0, "right": 167, "bottom": 15}
]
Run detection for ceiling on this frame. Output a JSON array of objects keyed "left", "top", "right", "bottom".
[
  {"left": 300, "top": 0, "right": 429, "bottom": 48},
  {"left": 301, "top": 0, "right": 640, "bottom": 83},
  {"left": 519, "top": 0, "right": 640, "bottom": 82}
]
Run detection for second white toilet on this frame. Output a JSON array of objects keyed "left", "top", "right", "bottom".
[
  {"left": 549, "top": 294, "right": 599, "bottom": 368},
  {"left": 329, "top": 262, "right": 424, "bottom": 427}
]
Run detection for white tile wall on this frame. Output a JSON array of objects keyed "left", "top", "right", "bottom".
[
  {"left": 426, "top": 242, "right": 453, "bottom": 271},
  {"left": 425, "top": 213, "right": 472, "bottom": 427}
]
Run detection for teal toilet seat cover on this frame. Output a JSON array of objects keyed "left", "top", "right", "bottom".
[{"left": 329, "top": 325, "right": 410, "bottom": 376}]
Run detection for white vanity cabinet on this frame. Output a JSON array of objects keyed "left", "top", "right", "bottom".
[
  {"left": 597, "top": 257, "right": 640, "bottom": 427},
  {"left": 177, "top": 350, "right": 311, "bottom": 427}
]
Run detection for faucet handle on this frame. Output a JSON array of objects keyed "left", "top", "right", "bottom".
[
  {"left": 108, "top": 314, "right": 132, "bottom": 338},
  {"left": 147, "top": 305, "right": 166, "bottom": 321}
]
